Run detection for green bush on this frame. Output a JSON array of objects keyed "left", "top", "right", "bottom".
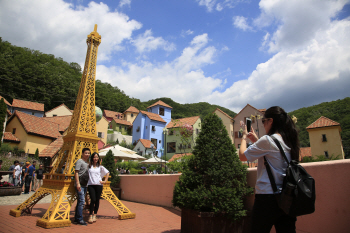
[
  {"left": 172, "top": 113, "right": 253, "bottom": 220},
  {"left": 167, "top": 155, "right": 192, "bottom": 172},
  {"left": 102, "top": 149, "right": 120, "bottom": 188},
  {"left": 301, "top": 154, "right": 342, "bottom": 163}
]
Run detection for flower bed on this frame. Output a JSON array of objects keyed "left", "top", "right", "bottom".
[{"left": 0, "top": 182, "right": 22, "bottom": 196}]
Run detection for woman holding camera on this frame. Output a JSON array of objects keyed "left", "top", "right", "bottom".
[{"left": 239, "top": 106, "right": 299, "bottom": 233}]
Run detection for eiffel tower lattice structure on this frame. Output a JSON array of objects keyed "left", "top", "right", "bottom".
[{"left": 9, "top": 25, "right": 136, "bottom": 229}]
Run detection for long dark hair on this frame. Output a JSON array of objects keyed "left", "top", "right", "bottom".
[
  {"left": 264, "top": 106, "right": 300, "bottom": 160},
  {"left": 89, "top": 152, "right": 101, "bottom": 168}
]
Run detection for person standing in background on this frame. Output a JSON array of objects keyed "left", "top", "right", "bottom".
[
  {"left": 35, "top": 164, "right": 45, "bottom": 190},
  {"left": 30, "top": 160, "right": 37, "bottom": 192}
]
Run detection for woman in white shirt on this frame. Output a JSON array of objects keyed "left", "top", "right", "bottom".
[
  {"left": 239, "top": 106, "right": 300, "bottom": 233},
  {"left": 87, "top": 152, "right": 109, "bottom": 224}
]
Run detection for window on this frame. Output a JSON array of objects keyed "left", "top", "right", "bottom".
[
  {"left": 159, "top": 108, "right": 164, "bottom": 116},
  {"left": 196, "top": 129, "right": 199, "bottom": 135},
  {"left": 97, "top": 132, "right": 102, "bottom": 138},
  {"left": 324, "top": 151, "right": 329, "bottom": 158},
  {"left": 178, "top": 143, "right": 183, "bottom": 149},
  {"left": 131, "top": 113, "right": 134, "bottom": 117},
  {"left": 136, "top": 126, "right": 140, "bottom": 132},
  {"left": 124, "top": 126, "right": 127, "bottom": 131},
  {"left": 119, "top": 126, "right": 122, "bottom": 130},
  {"left": 235, "top": 131, "right": 243, "bottom": 138},
  {"left": 12, "top": 128, "right": 16, "bottom": 134},
  {"left": 159, "top": 140, "right": 161, "bottom": 144},
  {"left": 146, "top": 126, "right": 148, "bottom": 129},
  {"left": 152, "top": 126, "right": 156, "bottom": 131},
  {"left": 151, "top": 138, "right": 157, "bottom": 148},
  {"left": 53, "top": 114, "right": 57, "bottom": 117},
  {"left": 322, "top": 134, "right": 327, "bottom": 142},
  {"left": 169, "top": 130, "right": 174, "bottom": 135},
  {"left": 167, "top": 142, "right": 176, "bottom": 153}
]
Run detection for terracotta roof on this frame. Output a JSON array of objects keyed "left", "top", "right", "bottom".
[
  {"left": 168, "top": 153, "right": 192, "bottom": 162},
  {"left": 299, "top": 147, "right": 312, "bottom": 161},
  {"left": 44, "top": 115, "right": 72, "bottom": 132},
  {"left": 39, "top": 136, "right": 64, "bottom": 158},
  {"left": 139, "top": 139, "right": 156, "bottom": 149},
  {"left": 147, "top": 100, "right": 172, "bottom": 109},
  {"left": 233, "top": 104, "right": 264, "bottom": 120},
  {"left": 124, "top": 106, "right": 140, "bottom": 114},
  {"left": 8, "top": 111, "right": 61, "bottom": 139},
  {"left": 112, "top": 117, "right": 132, "bottom": 126},
  {"left": 213, "top": 108, "right": 233, "bottom": 120},
  {"left": 140, "top": 110, "right": 166, "bottom": 123},
  {"left": 166, "top": 116, "right": 200, "bottom": 128},
  {"left": 103, "top": 110, "right": 123, "bottom": 118},
  {"left": 3, "top": 132, "right": 20, "bottom": 142},
  {"left": 306, "top": 116, "right": 341, "bottom": 129},
  {"left": 45, "top": 103, "right": 72, "bottom": 115},
  {"left": 7, "top": 109, "right": 12, "bottom": 116},
  {"left": 0, "top": 95, "right": 11, "bottom": 106},
  {"left": 12, "top": 99, "right": 44, "bottom": 112}
]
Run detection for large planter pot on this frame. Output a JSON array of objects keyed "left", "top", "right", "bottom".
[
  {"left": 0, "top": 186, "right": 22, "bottom": 197},
  {"left": 181, "top": 208, "right": 246, "bottom": 233}
]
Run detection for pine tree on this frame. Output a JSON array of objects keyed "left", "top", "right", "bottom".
[
  {"left": 102, "top": 149, "right": 120, "bottom": 188},
  {"left": 34, "top": 148, "right": 39, "bottom": 160},
  {"left": 173, "top": 113, "right": 253, "bottom": 220}
]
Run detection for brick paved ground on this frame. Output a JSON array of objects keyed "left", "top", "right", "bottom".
[{"left": 0, "top": 200, "right": 181, "bottom": 233}]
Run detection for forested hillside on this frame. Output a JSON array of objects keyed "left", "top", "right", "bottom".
[
  {"left": 289, "top": 97, "right": 350, "bottom": 158},
  {"left": 0, "top": 39, "right": 234, "bottom": 119}
]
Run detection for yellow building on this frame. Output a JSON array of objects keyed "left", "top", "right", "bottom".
[
  {"left": 213, "top": 108, "right": 234, "bottom": 143},
  {"left": 306, "top": 116, "right": 345, "bottom": 159},
  {"left": 123, "top": 106, "right": 139, "bottom": 124},
  {"left": 5, "top": 111, "right": 61, "bottom": 155},
  {"left": 96, "top": 116, "right": 108, "bottom": 145},
  {"left": 45, "top": 103, "right": 73, "bottom": 117}
]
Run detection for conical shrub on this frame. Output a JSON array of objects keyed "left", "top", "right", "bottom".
[{"left": 173, "top": 113, "right": 253, "bottom": 220}]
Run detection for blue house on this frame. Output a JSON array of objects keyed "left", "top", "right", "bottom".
[{"left": 132, "top": 101, "right": 172, "bottom": 157}]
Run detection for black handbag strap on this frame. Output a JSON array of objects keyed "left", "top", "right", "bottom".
[{"left": 264, "top": 135, "right": 289, "bottom": 194}]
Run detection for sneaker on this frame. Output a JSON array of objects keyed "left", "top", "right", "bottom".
[{"left": 78, "top": 221, "right": 87, "bottom": 226}]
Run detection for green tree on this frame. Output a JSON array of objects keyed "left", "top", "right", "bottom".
[
  {"left": 34, "top": 148, "right": 39, "bottom": 160},
  {"left": 172, "top": 113, "right": 253, "bottom": 220},
  {"left": 0, "top": 98, "right": 7, "bottom": 147},
  {"left": 102, "top": 149, "right": 120, "bottom": 188}
]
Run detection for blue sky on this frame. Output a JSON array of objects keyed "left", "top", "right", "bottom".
[{"left": 1, "top": 0, "right": 350, "bottom": 113}]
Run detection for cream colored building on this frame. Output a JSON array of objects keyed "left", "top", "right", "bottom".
[
  {"left": 96, "top": 116, "right": 109, "bottom": 145},
  {"left": 307, "top": 116, "right": 345, "bottom": 159},
  {"left": 123, "top": 106, "right": 139, "bottom": 124},
  {"left": 213, "top": 108, "right": 234, "bottom": 143},
  {"left": 45, "top": 103, "right": 73, "bottom": 117},
  {"left": 232, "top": 104, "right": 265, "bottom": 150}
]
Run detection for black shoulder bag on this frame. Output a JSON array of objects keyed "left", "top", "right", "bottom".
[
  {"left": 79, "top": 168, "right": 89, "bottom": 187},
  {"left": 264, "top": 136, "right": 316, "bottom": 217}
]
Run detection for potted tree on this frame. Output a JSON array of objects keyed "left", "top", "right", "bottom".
[
  {"left": 102, "top": 150, "right": 121, "bottom": 198},
  {"left": 172, "top": 113, "right": 253, "bottom": 233}
]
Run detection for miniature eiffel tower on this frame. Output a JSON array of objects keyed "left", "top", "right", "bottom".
[{"left": 9, "top": 25, "right": 136, "bottom": 228}]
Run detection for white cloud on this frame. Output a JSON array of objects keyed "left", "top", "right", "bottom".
[
  {"left": 181, "top": 29, "right": 194, "bottom": 37},
  {"left": 98, "top": 34, "right": 222, "bottom": 103},
  {"left": 197, "top": 0, "right": 244, "bottom": 12},
  {"left": 119, "top": 0, "right": 131, "bottom": 8},
  {"left": 206, "top": 18, "right": 350, "bottom": 112},
  {"left": 132, "top": 29, "right": 176, "bottom": 53},
  {"left": 197, "top": 0, "right": 217, "bottom": 12},
  {"left": 0, "top": 0, "right": 142, "bottom": 64},
  {"left": 233, "top": 16, "right": 253, "bottom": 31}
]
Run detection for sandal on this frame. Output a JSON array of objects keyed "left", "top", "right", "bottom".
[
  {"left": 88, "top": 215, "right": 93, "bottom": 224},
  {"left": 92, "top": 214, "right": 97, "bottom": 222}
]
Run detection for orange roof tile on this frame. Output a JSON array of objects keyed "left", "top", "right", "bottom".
[
  {"left": 139, "top": 139, "right": 156, "bottom": 149},
  {"left": 3, "top": 132, "right": 20, "bottom": 142},
  {"left": 44, "top": 115, "right": 72, "bottom": 132},
  {"left": 213, "top": 108, "right": 233, "bottom": 120},
  {"left": 233, "top": 104, "right": 264, "bottom": 120},
  {"left": 168, "top": 153, "right": 192, "bottom": 162},
  {"left": 112, "top": 117, "right": 132, "bottom": 126},
  {"left": 147, "top": 100, "right": 172, "bottom": 109},
  {"left": 306, "top": 116, "right": 340, "bottom": 129},
  {"left": 140, "top": 110, "right": 166, "bottom": 123},
  {"left": 299, "top": 147, "right": 312, "bottom": 161},
  {"left": 166, "top": 116, "right": 200, "bottom": 128},
  {"left": 124, "top": 106, "right": 140, "bottom": 114},
  {"left": 12, "top": 99, "right": 44, "bottom": 112},
  {"left": 45, "top": 103, "right": 72, "bottom": 115},
  {"left": 39, "top": 136, "right": 64, "bottom": 158},
  {"left": 0, "top": 95, "right": 11, "bottom": 106},
  {"left": 7, "top": 109, "right": 12, "bottom": 116},
  {"left": 103, "top": 110, "right": 123, "bottom": 118},
  {"left": 9, "top": 111, "right": 61, "bottom": 139}
]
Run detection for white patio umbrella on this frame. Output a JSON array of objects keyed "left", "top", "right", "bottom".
[
  {"left": 99, "top": 146, "right": 146, "bottom": 161},
  {"left": 141, "top": 157, "right": 168, "bottom": 164}
]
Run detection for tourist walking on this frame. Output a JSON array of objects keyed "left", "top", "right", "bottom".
[
  {"left": 239, "top": 106, "right": 299, "bottom": 233},
  {"left": 74, "top": 148, "right": 91, "bottom": 226},
  {"left": 12, "top": 161, "right": 22, "bottom": 186},
  {"left": 87, "top": 152, "right": 109, "bottom": 224},
  {"left": 24, "top": 161, "right": 35, "bottom": 194}
]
